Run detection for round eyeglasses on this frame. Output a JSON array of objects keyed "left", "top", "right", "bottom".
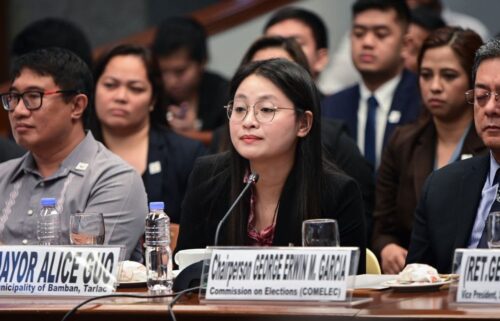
[
  {"left": 224, "top": 100, "right": 303, "bottom": 123},
  {"left": 1, "top": 90, "right": 79, "bottom": 111}
]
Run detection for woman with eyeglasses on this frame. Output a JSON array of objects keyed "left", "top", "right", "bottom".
[
  {"left": 176, "top": 58, "right": 366, "bottom": 273},
  {"left": 372, "top": 27, "right": 487, "bottom": 274}
]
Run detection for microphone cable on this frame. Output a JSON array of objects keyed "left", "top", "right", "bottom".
[{"left": 60, "top": 286, "right": 200, "bottom": 321}]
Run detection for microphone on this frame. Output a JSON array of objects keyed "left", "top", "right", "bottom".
[
  {"left": 173, "top": 172, "right": 259, "bottom": 292},
  {"left": 214, "top": 172, "right": 259, "bottom": 246}
]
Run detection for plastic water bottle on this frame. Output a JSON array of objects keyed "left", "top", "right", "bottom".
[
  {"left": 37, "top": 198, "right": 61, "bottom": 245},
  {"left": 145, "top": 201, "right": 173, "bottom": 295}
]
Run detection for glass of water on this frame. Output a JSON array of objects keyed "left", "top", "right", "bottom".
[
  {"left": 302, "top": 218, "right": 340, "bottom": 247},
  {"left": 70, "top": 213, "right": 105, "bottom": 245},
  {"left": 487, "top": 212, "right": 500, "bottom": 249}
]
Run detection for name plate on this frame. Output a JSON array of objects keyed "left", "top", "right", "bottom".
[
  {"left": 0, "top": 245, "right": 121, "bottom": 296},
  {"left": 204, "top": 247, "right": 359, "bottom": 301},
  {"left": 455, "top": 249, "right": 500, "bottom": 303}
]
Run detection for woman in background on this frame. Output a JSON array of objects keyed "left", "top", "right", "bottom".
[
  {"left": 176, "top": 59, "right": 366, "bottom": 273},
  {"left": 372, "top": 27, "right": 486, "bottom": 274},
  {"left": 88, "top": 44, "right": 206, "bottom": 224}
]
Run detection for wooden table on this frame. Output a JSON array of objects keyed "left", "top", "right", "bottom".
[{"left": 0, "top": 285, "right": 499, "bottom": 321}]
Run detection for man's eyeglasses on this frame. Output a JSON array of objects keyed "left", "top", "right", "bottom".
[
  {"left": 1, "top": 90, "right": 79, "bottom": 111},
  {"left": 224, "top": 100, "right": 303, "bottom": 123},
  {"left": 465, "top": 89, "right": 500, "bottom": 107}
]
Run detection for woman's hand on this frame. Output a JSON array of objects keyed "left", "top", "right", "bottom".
[{"left": 381, "top": 243, "right": 407, "bottom": 274}]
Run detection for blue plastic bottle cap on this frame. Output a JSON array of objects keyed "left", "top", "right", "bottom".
[
  {"left": 149, "top": 202, "right": 165, "bottom": 210},
  {"left": 40, "top": 198, "right": 56, "bottom": 207}
]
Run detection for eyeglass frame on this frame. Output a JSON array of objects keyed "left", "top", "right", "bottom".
[
  {"left": 224, "top": 100, "right": 304, "bottom": 123},
  {"left": 465, "top": 88, "right": 500, "bottom": 106},
  {"left": 1, "top": 89, "right": 80, "bottom": 111}
]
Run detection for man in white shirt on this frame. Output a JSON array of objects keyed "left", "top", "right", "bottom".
[
  {"left": 322, "top": 0, "right": 421, "bottom": 169},
  {"left": 322, "top": 0, "right": 490, "bottom": 95}
]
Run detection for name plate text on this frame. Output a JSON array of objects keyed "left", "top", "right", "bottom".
[
  {"left": 456, "top": 249, "right": 500, "bottom": 303},
  {"left": 0, "top": 245, "right": 121, "bottom": 296},
  {"left": 205, "top": 247, "right": 358, "bottom": 301}
]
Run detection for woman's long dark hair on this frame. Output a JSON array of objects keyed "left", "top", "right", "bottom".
[
  {"left": 226, "top": 58, "right": 324, "bottom": 244},
  {"left": 86, "top": 44, "right": 167, "bottom": 140}
]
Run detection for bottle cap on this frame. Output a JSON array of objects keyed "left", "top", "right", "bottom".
[
  {"left": 40, "top": 198, "right": 56, "bottom": 207},
  {"left": 149, "top": 202, "right": 165, "bottom": 211}
]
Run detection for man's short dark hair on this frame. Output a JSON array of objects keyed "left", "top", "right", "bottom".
[
  {"left": 410, "top": 7, "right": 445, "bottom": 32},
  {"left": 472, "top": 39, "right": 500, "bottom": 84},
  {"left": 352, "top": 0, "right": 411, "bottom": 29},
  {"left": 10, "top": 47, "right": 93, "bottom": 101},
  {"left": 240, "top": 36, "right": 311, "bottom": 75},
  {"left": 11, "top": 18, "right": 93, "bottom": 68},
  {"left": 264, "top": 7, "right": 328, "bottom": 50},
  {"left": 152, "top": 16, "right": 208, "bottom": 63}
]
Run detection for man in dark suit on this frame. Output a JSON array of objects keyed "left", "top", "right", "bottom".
[
  {"left": 0, "top": 137, "right": 24, "bottom": 162},
  {"left": 407, "top": 39, "right": 500, "bottom": 273},
  {"left": 322, "top": 0, "right": 421, "bottom": 169}
]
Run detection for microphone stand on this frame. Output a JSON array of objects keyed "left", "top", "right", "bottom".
[
  {"left": 213, "top": 172, "right": 259, "bottom": 246},
  {"left": 173, "top": 173, "right": 259, "bottom": 292}
]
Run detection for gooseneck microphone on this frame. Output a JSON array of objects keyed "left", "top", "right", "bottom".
[
  {"left": 213, "top": 172, "right": 259, "bottom": 246},
  {"left": 173, "top": 172, "right": 259, "bottom": 292}
]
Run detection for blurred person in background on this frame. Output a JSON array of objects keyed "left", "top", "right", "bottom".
[
  {"left": 88, "top": 44, "right": 206, "bottom": 224},
  {"left": 264, "top": 7, "right": 329, "bottom": 97},
  {"left": 402, "top": 6, "right": 445, "bottom": 73},
  {"left": 151, "top": 17, "right": 228, "bottom": 145},
  {"left": 322, "top": 0, "right": 490, "bottom": 94},
  {"left": 11, "top": 17, "right": 93, "bottom": 68},
  {"left": 322, "top": 0, "right": 421, "bottom": 170},
  {"left": 406, "top": 0, "right": 490, "bottom": 41},
  {"left": 374, "top": 27, "right": 485, "bottom": 273},
  {"left": 0, "top": 137, "right": 24, "bottom": 162}
]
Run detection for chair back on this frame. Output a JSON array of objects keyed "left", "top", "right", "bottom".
[
  {"left": 170, "top": 223, "right": 179, "bottom": 252},
  {"left": 366, "top": 248, "right": 381, "bottom": 274}
]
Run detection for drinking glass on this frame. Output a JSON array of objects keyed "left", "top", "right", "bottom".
[
  {"left": 302, "top": 218, "right": 340, "bottom": 246},
  {"left": 487, "top": 211, "right": 500, "bottom": 249},
  {"left": 70, "top": 213, "right": 105, "bottom": 245}
]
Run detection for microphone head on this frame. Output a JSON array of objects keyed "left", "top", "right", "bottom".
[{"left": 249, "top": 172, "right": 259, "bottom": 184}]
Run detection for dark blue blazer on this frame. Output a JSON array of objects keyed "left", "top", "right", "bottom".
[
  {"left": 143, "top": 125, "right": 207, "bottom": 223},
  {"left": 406, "top": 155, "right": 490, "bottom": 273},
  {"left": 321, "top": 69, "right": 421, "bottom": 147},
  {"left": 0, "top": 137, "right": 25, "bottom": 163}
]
